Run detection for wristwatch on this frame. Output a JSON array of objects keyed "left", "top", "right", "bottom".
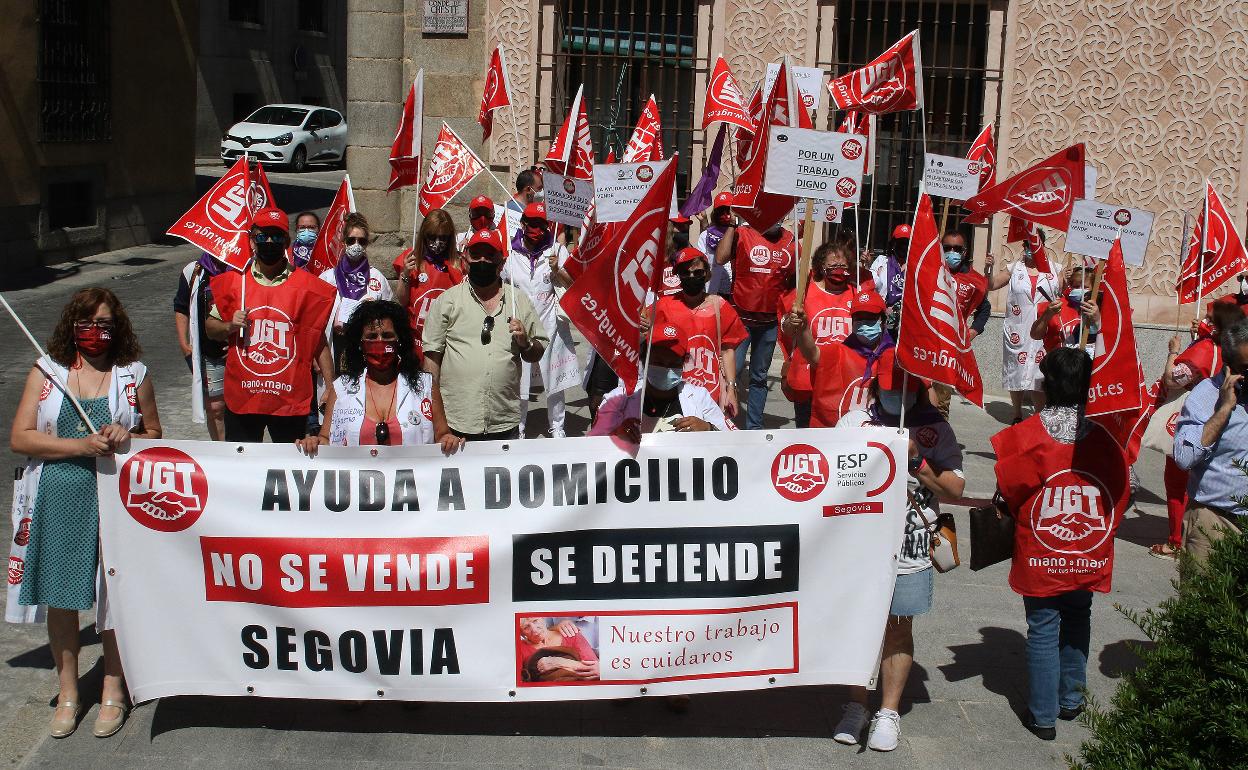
[{"left": 908, "top": 455, "right": 927, "bottom": 476}]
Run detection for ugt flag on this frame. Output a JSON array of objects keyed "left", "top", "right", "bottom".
[
  {"left": 418, "top": 123, "right": 485, "bottom": 216},
  {"left": 963, "top": 143, "right": 1085, "bottom": 231},
  {"left": 560, "top": 157, "right": 679, "bottom": 392},
  {"left": 543, "top": 85, "right": 594, "bottom": 180},
  {"left": 826, "top": 30, "right": 924, "bottom": 114},
  {"left": 388, "top": 71, "right": 424, "bottom": 192},
  {"left": 702, "top": 56, "right": 753, "bottom": 131},
  {"left": 896, "top": 193, "right": 984, "bottom": 406},
  {"left": 307, "top": 175, "right": 356, "bottom": 276},
  {"left": 167, "top": 156, "right": 264, "bottom": 271},
  {"left": 1006, "top": 216, "right": 1053, "bottom": 275},
  {"left": 732, "top": 59, "right": 812, "bottom": 232},
  {"left": 966, "top": 123, "right": 996, "bottom": 191},
  {"left": 1177, "top": 181, "right": 1248, "bottom": 304},
  {"left": 1086, "top": 237, "right": 1142, "bottom": 417},
  {"left": 623, "top": 95, "right": 664, "bottom": 163},
  {"left": 477, "top": 47, "right": 512, "bottom": 142}
]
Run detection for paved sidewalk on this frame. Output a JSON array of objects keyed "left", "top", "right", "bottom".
[{"left": 2, "top": 249, "right": 1177, "bottom": 769}]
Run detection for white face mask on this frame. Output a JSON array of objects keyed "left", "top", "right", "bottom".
[
  {"left": 531, "top": 189, "right": 545, "bottom": 203},
  {"left": 645, "top": 365, "right": 683, "bottom": 390},
  {"left": 344, "top": 242, "right": 366, "bottom": 261}
]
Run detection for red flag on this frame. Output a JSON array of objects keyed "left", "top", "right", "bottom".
[
  {"left": 732, "top": 60, "right": 812, "bottom": 232},
  {"left": 1005, "top": 216, "right": 1053, "bottom": 274},
  {"left": 1092, "top": 378, "right": 1161, "bottom": 466},
  {"left": 963, "top": 143, "right": 1085, "bottom": 231},
  {"left": 1178, "top": 181, "right": 1248, "bottom": 304},
  {"left": 826, "top": 30, "right": 924, "bottom": 115},
  {"left": 478, "top": 47, "right": 512, "bottom": 142},
  {"left": 307, "top": 175, "right": 356, "bottom": 275},
  {"left": 1087, "top": 237, "right": 1143, "bottom": 417},
  {"left": 702, "top": 56, "right": 753, "bottom": 131},
  {"left": 418, "top": 123, "right": 485, "bottom": 216},
  {"left": 166, "top": 156, "right": 254, "bottom": 271},
  {"left": 388, "top": 71, "right": 424, "bottom": 192},
  {"left": 734, "top": 85, "right": 763, "bottom": 168},
  {"left": 966, "top": 123, "right": 996, "bottom": 191},
  {"left": 560, "top": 157, "right": 679, "bottom": 393},
  {"left": 623, "top": 95, "right": 664, "bottom": 162},
  {"left": 897, "top": 193, "right": 984, "bottom": 406},
  {"left": 543, "top": 85, "right": 594, "bottom": 180}
]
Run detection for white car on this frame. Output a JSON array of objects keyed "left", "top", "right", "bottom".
[{"left": 220, "top": 104, "right": 348, "bottom": 172}]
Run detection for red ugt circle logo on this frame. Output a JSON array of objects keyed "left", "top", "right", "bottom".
[
  {"left": 119, "top": 447, "right": 208, "bottom": 532},
  {"left": 771, "top": 444, "right": 829, "bottom": 502}
]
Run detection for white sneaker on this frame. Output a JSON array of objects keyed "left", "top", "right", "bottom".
[
  {"left": 867, "top": 708, "right": 901, "bottom": 752},
  {"left": 550, "top": 427, "right": 566, "bottom": 439},
  {"left": 833, "top": 702, "right": 869, "bottom": 745}
]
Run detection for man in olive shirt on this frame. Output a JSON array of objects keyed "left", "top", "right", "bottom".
[{"left": 423, "top": 228, "right": 548, "bottom": 441}]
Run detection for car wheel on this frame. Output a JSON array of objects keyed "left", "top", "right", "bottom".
[
  {"left": 290, "top": 145, "right": 308, "bottom": 173},
  {"left": 223, "top": 158, "right": 232, "bottom": 168}
]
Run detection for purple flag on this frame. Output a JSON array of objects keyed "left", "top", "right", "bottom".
[{"left": 679, "top": 123, "right": 726, "bottom": 218}]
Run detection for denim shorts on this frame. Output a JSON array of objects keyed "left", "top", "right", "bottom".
[
  {"left": 202, "top": 355, "right": 226, "bottom": 399},
  {"left": 889, "top": 567, "right": 934, "bottom": 617}
]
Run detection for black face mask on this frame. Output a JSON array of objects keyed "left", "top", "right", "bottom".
[
  {"left": 893, "top": 240, "right": 910, "bottom": 261},
  {"left": 679, "top": 275, "right": 707, "bottom": 296},
  {"left": 255, "top": 242, "right": 286, "bottom": 265},
  {"left": 467, "top": 260, "right": 499, "bottom": 287}
]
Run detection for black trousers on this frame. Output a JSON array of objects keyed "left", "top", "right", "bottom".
[{"left": 223, "top": 408, "right": 309, "bottom": 443}]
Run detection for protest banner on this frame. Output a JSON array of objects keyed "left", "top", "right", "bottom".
[
  {"left": 543, "top": 171, "right": 594, "bottom": 228},
  {"left": 99, "top": 430, "right": 908, "bottom": 703},
  {"left": 922, "top": 153, "right": 981, "bottom": 201},
  {"left": 1085, "top": 237, "right": 1142, "bottom": 417},
  {"left": 763, "top": 127, "right": 866, "bottom": 205},
  {"left": 592, "top": 159, "right": 676, "bottom": 224},
  {"left": 1064, "top": 200, "right": 1154, "bottom": 266}
]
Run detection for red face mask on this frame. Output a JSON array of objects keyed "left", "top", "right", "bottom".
[
  {"left": 75, "top": 326, "right": 112, "bottom": 357},
  {"left": 362, "top": 339, "right": 397, "bottom": 372},
  {"left": 470, "top": 214, "right": 492, "bottom": 231},
  {"left": 714, "top": 211, "right": 732, "bottom": 227},
  {"left": 524, "top": 225, "right": 547, "bottom": 242},
  {"left": 826, "top": 267, "right": 851, "bottom": 283}
]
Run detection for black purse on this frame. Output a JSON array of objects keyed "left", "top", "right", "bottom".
[{"left": 969, "top": 493, "right": 1015, "bottom": 571}]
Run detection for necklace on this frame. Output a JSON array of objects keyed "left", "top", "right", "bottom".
[
  {"left": 71, "top": 362, "right": 109, "bottom": 432},
  {"left": 367, "top": 376, "right": 398, "bottom": 423}
]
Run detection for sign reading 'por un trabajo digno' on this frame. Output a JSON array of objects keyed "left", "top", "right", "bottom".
[{"left": 764, "top": 127, "right": 866, "bottom": 205}]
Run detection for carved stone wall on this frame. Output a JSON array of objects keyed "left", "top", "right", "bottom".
[
  {"left": 997, "top": 0, "right": 1248, "bottom": 321},
  {"left": 723, "top": 0, "right": 818, "bottom": 91},
  {"left": 485, "top": 0, "right": 540, "bottom": 169}
]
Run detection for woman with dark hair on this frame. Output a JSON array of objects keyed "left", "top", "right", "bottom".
[
  {"left": 296, "top": 300, "right": 455, "bottom": 453},
  {"left": 394, "top": 209, "right": 464, "bottom": 358},
  {"left": 991, "top": 347, "right": 1130, "bottom": 741},
  {"left": 8, "top": 288, "right": 162, "bottom": 738}
]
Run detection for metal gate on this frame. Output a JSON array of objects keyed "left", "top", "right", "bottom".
[
  {"left": 37, "top": 0, "right": 111, "bottom": 143},
  {"left": 535, "top": 0, "right": 711, "bottom": 196},
  {"left": 817, "top": 0, "right": 1006, "bottom": 250}
]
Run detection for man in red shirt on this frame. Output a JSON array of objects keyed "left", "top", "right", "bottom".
[
  {"left": 778, "top": 238, "right": 858, "bottom": 427},
  {"left": 206, "top": 206, "right": 337, "bottom": 442},
  {"left": 714, "top": 219, "right": 796, "bottom": 428}
]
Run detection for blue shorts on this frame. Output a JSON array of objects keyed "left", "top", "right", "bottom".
[{"left": 889, "top": 567, "right": 933, "bottom": 617}]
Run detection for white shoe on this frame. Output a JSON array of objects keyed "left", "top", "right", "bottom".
[
  {"left": 833, "top": 702, "right": 869, "bottom": 745},
  {"left": 867, "top": 708, "right": 901, "bottom": 752},
  {"left": 550, "top": 427, "right": 566, "bottom": 439}
]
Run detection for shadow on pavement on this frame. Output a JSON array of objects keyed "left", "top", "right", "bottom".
[
  {"left": 6, "top": 623, "right": 101, "bottom": 670},
  {"left": 1114, "top": 509, "right": 1170, "bottom": 548},
  {"left": 195, "top": 173, "right": 336, "bottom": 216},
  {"left": 1097, "top": 638, "right": 1153, "bottom": 679},
  {"left": 0, "top": 263, "right": 83, "bottom": 292},
  {"left": 939, "top": 626, "right": 1027, "bottom": 712}
]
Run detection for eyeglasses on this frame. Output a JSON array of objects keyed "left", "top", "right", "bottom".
[
  {"left": 675, "top": 270, "right": 707, "bottom": 280},
  {"left": 942, "top": 244, "right": 967, "bottom": 254},
  {"left": 374, "top": 420, "right": 391, "bottom": 445},
  {"left": 344, "top": 236, "right": 368, "bottom": 246},
  {"left": 481, "top": 315, "right": 494, "bottom": 345},
  {"left": 74, "top": 319, "right": 115, "bottom": 331},
  {"left": 253, "top": 232, "right": 288, "bottom": 245}
]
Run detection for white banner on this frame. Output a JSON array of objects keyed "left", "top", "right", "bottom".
[
  {"left": 762, "top": 64, "right": 825, "bottom": 117},
  {"left": 543, "top": 172, "right": 594, "bottom": 228},
  {"left": 99, "top": 431, "right": 908, "bottom": 703},
  {"left": 764, "top": 127, "right": 866, "bottom": 204},
  {"left": 795, "top": 199, "right": 843, "bottom": 224},
  {"left": 592, "top": 160, "right": 677, "bottom": 224},
  {"left": 922, "top": 153, "right": 981, "bottom": 201},
  {"left": 1064, "top": 199, "right": 1154, "bottom": 266}
]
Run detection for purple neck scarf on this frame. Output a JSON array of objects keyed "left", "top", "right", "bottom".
[
  {"left": 197, "top": 251, "right": 228, "bottom": 277},
  {"left": 703, "top": 224, "right": 727, "bottom": 256},
  {"left": 883, "top": 255, "right": 905, "bottom": 306},
  {"left": 424, "top": 248, "right": 449, "bottom": 273},
  {"left": 333, "top": 254, "right": 370, "bottom": 300},
  {"left": 841, "top": 331, "right": 895, "bottom": 381}
]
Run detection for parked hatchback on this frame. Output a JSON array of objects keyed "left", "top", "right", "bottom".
[{"left": 220, "top": 104, "right": 348, "bottom": 172}]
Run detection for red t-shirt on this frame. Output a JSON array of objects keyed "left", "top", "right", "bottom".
[
  {"left": 653, "top": 295, "right": 747, "bottom": 402},
  {"left": 1037, "top": 300, "right": 1084, "bottom": 352},
  {"left": 730, "top": 226, "right": 796, "bottom": 319},
  {"left": 778, "top": 282, "right": 856, "bottom": 400},
  {"left": 393, "top": 250, "right": 464, "bottom": 355},
  {"left": 992, "top": 416, "right": 1130, "bottom": 597},
  {"left": 809, "top": 344, "right": 887, "bottom": 428},
  {"left": 210, "top": 269, "right": 336, "bottom": 416}
]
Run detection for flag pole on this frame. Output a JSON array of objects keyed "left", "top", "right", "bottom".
[
  {"left": 0, "top": 293, "right": 99, "bottom": 433},
  {"left": 1078, "top": 254, "right": 1107, "bottom": 350},
  {"left": 636, "top": 221, "right": 674, "bottom": 429},
  {"left": 1193, "top": 180, "right": 1209, "bottom": 324},
  {"left": 1175, "top": 211, "right": 1191, "bottom": 332},
  {"left": 794, "top": 202, "right": 816, "bottom": 307}
]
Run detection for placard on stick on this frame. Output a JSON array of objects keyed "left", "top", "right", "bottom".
[
  {"left": 1065, "top": 199, "right": 1154, "bottom": 267},
  {"left": 763, "top": 127, "right": 865, "bottom": 205},
  {"left": 922, "top": 153, "right": 981, "bottom": 201},
  {"left": 592, "top": 160, "right": 676, "bottom": 224},
  {"left": 543, "top": 172, "right": 594, "bottom": 228}
]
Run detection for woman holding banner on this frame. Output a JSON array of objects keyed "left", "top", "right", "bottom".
[
  {"left": 8, "top": 288, "right": 162, "bottom": 738},
  {"left": 296, "top": 300, "right": 456, "bottom": 454}
]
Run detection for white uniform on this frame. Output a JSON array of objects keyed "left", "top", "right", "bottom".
[
  {"left": 502, "top": 240, "right": 582, "bottom": 436},
  {"left": 1001, "top": 260, "right": 1059, "bottom": 392},
  {"left": 327, "top": 372, "right": 436, "bottom": 446},
  {"left": 318, "top": 266, "right": 393, "bottom": 329}
]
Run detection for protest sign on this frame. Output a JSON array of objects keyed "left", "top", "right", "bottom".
[
  {"left": 1064, "top": 200, "right": 1154, "bottom": 266},
  {"left": 592, "top": 159, "right": 676, "bottom": 223},
  {"left": 795, "top": 199, "right": 843, "bottom": 223},
  {"left": 99, "top": 431, "right": 907, "bottom": 703},
  {"left": 922, "top": 153, "right": 981, "bottom": 201},
  {"left": 763, "top": 64, "right": 825, "bottom": 117},
  {"left": 763, "top": 127, "right": 866, "bottom": 204},
  {"left": 543, "top": 172, "right": 594, "bottom": 228}
]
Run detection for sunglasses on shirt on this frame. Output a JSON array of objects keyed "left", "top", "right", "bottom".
[
  {"left": 375, "top": 420, "right": 391, "bottom": 445},
  {"left": 481, "top": 315, "right": 494, "bottom": 345}
]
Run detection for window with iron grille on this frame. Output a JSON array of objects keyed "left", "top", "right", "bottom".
[
  {"left": 537, "top": 0, "right": 707, "bottom": 196},
  {"left": 229, "top": 0, "right": 265, "bottom": 25},
  {"left": 298, "top": 0, "right": 326, "bottom": 32},
  {"left": 37, "top": 0, "right": 111, "bottom": 143},
  {"left": 819, "top": 0, "right": 1004, "bottom": 250}
]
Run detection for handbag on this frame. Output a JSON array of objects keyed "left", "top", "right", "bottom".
[
  {"left": 969, "top": 494, "right": 1015, "bottom": 571},
  {"left": 913, "top": 498, "right": 960, "bottom": 573}
]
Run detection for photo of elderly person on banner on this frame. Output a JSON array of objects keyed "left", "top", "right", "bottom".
[
  {"left": 8, "top": 288, "right": 162, "bottom": 739},
  {"left": 517, "top": 616, "right": 600, "bottom": 683},
  {"left": 296, "top": 300, "right": 455, "bottom": 455}
]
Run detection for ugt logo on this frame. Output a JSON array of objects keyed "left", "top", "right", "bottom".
[
  {"left": 241, "top": 306, "right": 296, "bottom": 377},
  {"left": 1030, "top": 471, "right": 1112, "bottom": 554},
  {"left": 119, "top": 447, "right": 208, "bottom": 533},
  {"left": 771, "top": 444, "right": 829, "bottom": 502}
]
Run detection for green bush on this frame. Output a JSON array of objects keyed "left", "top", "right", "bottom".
[{"left": 1074, "top": 462, "right": 1248, "bottom": 769}]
